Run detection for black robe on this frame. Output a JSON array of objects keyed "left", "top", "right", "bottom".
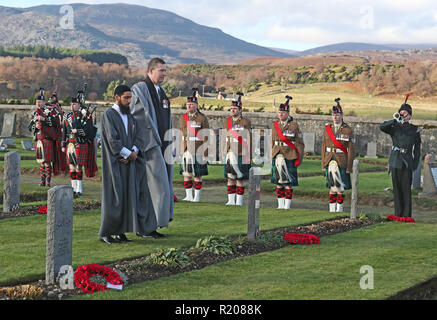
[{"left": 98, "top": 106, "right": 157, "bottom": 237}]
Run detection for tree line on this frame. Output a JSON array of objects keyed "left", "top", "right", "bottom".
[
  {"left": 0, "top": 45, "right": 128, "bottom": 66},
  {"left": 0, "top": 54, "right": 435, "bottom": 102}
]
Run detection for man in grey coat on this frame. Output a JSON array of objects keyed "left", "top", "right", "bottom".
[
  {"left": 130, "top": 57, "right": 174, "bottom": 238},
  {"left": 99, "top": 85, "right": 158, "bottom": 244}
]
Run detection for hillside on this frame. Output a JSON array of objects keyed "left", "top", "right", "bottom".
[{"left": 0, "top": 3, "right": 291, "bottom": 66}]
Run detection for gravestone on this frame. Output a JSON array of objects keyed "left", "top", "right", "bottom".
[
  {"left": 247, "top": 167, "right": 261, "bottom": 240},
  {"left": 350, "top": 159, "right": 360, "bottom": 219},
  {"left": 21, "top": 140, "right": 35, "bottom": 151},
  {"left": 365, "top": 142, "right": 377, "bottom": 159},
  {"left": 303, "top": 132, "right": 315, "bottom": 154},
  {"left": 3, "top": 151, "right": 20, "bottom": 212},
  {"left": 419, "top": 155, "right": 437, "bottom": 199},
  {"left": 46, "top": 185, "right": 74, "bottom": 285},
  {"left": 412, "top": 160, "right": 422, "bottom": 189},
  {"left": 0, "top": 113, "right": 16, "bottom": 137},
  {"left": 0, "top": 138, "right": 15, "bottom": 146}
]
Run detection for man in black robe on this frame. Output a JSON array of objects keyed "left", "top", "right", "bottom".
[{"left": 98, "top": 85, "right": 157, "bottom": 244}]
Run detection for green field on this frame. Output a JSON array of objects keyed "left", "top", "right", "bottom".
[
  {"left": 1, "top": 135, "right": 437, "bottom": 301},
  {"left": 172, "top": 82, "right": 437, "bottom": 121}
]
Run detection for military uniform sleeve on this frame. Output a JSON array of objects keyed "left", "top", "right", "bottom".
[
  {"left": 295, "top": 123, "right": 305, "bottom": 164},
  {"left": 379, "top": 119, "right": 396, "bottom": 135},
  {"left": 321, "top": 128, "right": 327, "bottom": 170}
]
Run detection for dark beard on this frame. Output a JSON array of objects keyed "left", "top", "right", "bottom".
[{"left": 119, "top": 103, "right": 130, "bottom": 114}]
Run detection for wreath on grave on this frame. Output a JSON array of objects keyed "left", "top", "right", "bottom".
[
  {"left": 386, "top": 215, "right": 415, "bottom": 223},
  {"left": 74, "top": 264, "right": 124, "bottom": 294},
  {"left": 284, "top": 233, "right": 320, "bottom": 245},
  {"left": 38, "top": 205, "right": 47, "bottom": 215}
]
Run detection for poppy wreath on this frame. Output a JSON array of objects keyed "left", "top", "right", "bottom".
[
  {"left": 387, "top": 215, "right": 415, "bottom": 223},
  {"left": 74, "top": 264, "right": 124, "bottom": 294},
  {"left": 284, "top": 233, "right": 320, "bottom": 245},
  {"left": 38, "top": 205, "right": 47, "bottom": 214}
]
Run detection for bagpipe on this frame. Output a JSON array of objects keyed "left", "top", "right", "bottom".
[{"left": 69, "top": 83, "right": 98, "bottom": 143}]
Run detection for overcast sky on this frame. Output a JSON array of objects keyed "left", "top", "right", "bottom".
[{"left": 2, "top": 0, "right": 437, "bottom": 51}]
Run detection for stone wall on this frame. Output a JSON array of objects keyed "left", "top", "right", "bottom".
[{"left": 2, "top": 105, "right": 437, "bottom": 157}]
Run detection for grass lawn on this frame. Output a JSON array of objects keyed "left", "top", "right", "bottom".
[
  {"left": 74, "top": 221, "right": 437, "bottom": 300},
  {"left": 0, "top": 202, "right": 344, "bottom": 285}
]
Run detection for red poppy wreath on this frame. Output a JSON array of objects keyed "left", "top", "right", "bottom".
[
  {"left": 74, "top": 264, "right": 124, "bottom": 294},
  {"left": 284, "top": 233, "right": 320, "bottom": 245}
]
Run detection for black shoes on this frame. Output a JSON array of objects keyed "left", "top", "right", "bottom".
[
  {"left": 100, "top": 234, "right": 134, "bottom": 244},
  {"left": 100, "top": 235, "right": 121, "bottom": 244},
  {"left": 115, "top": 234, "right": 133, "bottom": 242},
  {"left": 136, "top": 230, "right": 166, "bottom": 239}
]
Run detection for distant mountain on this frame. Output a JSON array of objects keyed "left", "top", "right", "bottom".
[
  {"left": 296, "top": 42, "right": 401, "bottom": 56},
  {"left": 294, "top": 42, "right": 437, "bottom": 56},
  {"left": 0, "top": 3, "right": 292, "bottom": 67}
]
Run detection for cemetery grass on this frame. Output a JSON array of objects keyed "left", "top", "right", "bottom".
[
  {"left": 74, "top": 221, "right": 437, "bottom": 300},
  {"left": 0, "top": 203, "right": 347, "bottom": 286}
]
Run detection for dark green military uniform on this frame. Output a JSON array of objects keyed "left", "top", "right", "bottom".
[{"left": 380, "top": 119, "right": 421, "bottom": 217}]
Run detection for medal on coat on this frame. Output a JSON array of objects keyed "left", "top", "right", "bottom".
[{"left": 325, "top": 125, "right": 348, "bottom": 154}]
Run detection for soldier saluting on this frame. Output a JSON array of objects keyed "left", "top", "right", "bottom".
[
  {"left": 380, "top": 94, "right": 421, "bottom": 218},
  {"left": 61, "top": 91, "right": 98, "bottom": 196},
  {"left": 271, "top": 96, "right": 305, "bottom": 210},
  {"left": 321, "top": 98, "right": 355, "bottom": 212},
  {"left": 178, "top": 88, "right": 210, "bottom": 202}
]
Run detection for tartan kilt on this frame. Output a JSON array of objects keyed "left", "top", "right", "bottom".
[
  {"left": 75, "top": 143, "right": 90, "bottom": 167},
  {"left": 179, "top": 158, "right": 208, "bottom": 177},
  {"left": 324, "top": 157, "right": 351, "bottom": 190},
  {"left": 35, "top": 139, "right": 54, "bottom": 163},
  {"left": 66, "top": 140, "right": 98, "bottom": 178},
  {"left": 271, "top": 157, "right": 299, "bottom": 187},
  {"left": 324, "top": 166, "right": 351, "bottom": 190},
  {"left": 223, "top": 154, "right": 251, "bottom": 180}
]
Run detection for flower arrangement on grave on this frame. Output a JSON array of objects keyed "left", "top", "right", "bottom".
[
  {"left": 74, "top": 264, "right": 124, "bottom": 294},
  {"left": 386, "top": 215, "right": 415, "bottom": 223},
  {"left": 38, "top": 205, "right": 47, "bottom": 214},
  {"left": 283, "top": 233, "right": 320, "bottom": 245}
]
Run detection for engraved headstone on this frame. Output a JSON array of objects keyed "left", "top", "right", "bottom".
[
  {"left": 412, "top": 160, "right": 422, "bottom": 189},
  {"left": 45, "top": 185, "right": 74, "bottom": 285},
  {"left": 303, "top": 132, "right": 315, "bottom": 154},
  {"left": 247, "top": 167, "right": 261, "bottom": 240},
  {"left": 3, "top": 151, "right": 20, "bottom": 212},
  {"left": 21, "top": 140, "right": 35, "bottom": 151},
  {"left": 365, "top": 142, "right": 377, "bottom": 159},
  {"left": 0, "top": 113, "right": 16, "bottom": 137},
  {"left": 0, "top": 138, "right": 15, "bottom": 146},
  {"left": 418, "top": 154, "right": 437, "bottom": 199}
]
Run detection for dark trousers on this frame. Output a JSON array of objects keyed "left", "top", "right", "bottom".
[{"left": 391, "top": 167, "right": 412, "bottom": 217}]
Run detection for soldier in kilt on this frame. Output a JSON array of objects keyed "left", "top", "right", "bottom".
[
  {"left": 28, "top": 93, "right": 60, "bottom": 187},
  {"left": 61, "top": 97, "right": 98, "bottom": 196},
  {"left": 321, "top": 98, "right": 355, "bottom": 212},
  {"left": 271, "top": 96, "right": 305, "bottom": 210},
  {"left": 222, "top": 94, "right": 251, "bottom": 206},
  {"left": 178, "top": 89, "right": 209, "bottom": 202}
]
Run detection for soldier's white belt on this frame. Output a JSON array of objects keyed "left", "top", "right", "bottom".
[
  {"left": 392, "top": 146, "right": 408, "bottom": 154},
  {"left": 326, "top": 147, "right": 345, "bottom": 153},
  {"left": 274, "top": 141, "right": 289, "bottom": 147}
]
